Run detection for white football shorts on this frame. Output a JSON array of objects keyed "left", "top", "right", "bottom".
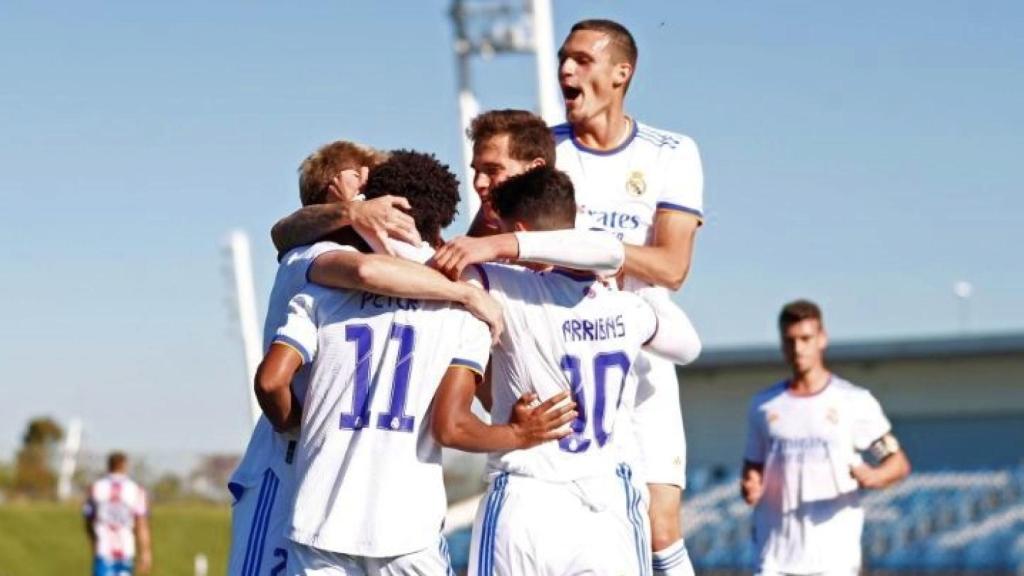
[
  {"left": 228, "top": 466, "right": 294, "bottom": 576},
  {"left": 289, "top": 536, "right": 455, "bottom": 576},
  {"left": 468, "top": 465, "right": 651, "bottom": 576}
]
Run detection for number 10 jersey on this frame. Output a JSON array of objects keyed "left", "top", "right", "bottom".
[{"left": 472, "top": 263, "right": 658, "bottom": 482}]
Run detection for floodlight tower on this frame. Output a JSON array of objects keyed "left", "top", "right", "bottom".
[
  {"left": 224, "top": 230, "right": 262, "bottom": 428},
  {"left": 449, "top": 0, "right": 562, "bottom": 218}
]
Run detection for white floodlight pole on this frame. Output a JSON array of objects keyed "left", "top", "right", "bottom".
[
  {"left": 457, "top": 89, "right": 481, "bottom": 219},
  {"left": 228, "top": 231, "right": 263, "bottom": 428},
  {"left": 56, "top": 417, "right": 82, "bottom": 501},
  {"left": 530, "top": 0, "right": 562, "bottom": 126}
]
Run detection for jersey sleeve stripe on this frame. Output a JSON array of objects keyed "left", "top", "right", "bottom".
[
  {"left": 644, "top": 315, "right": 659, "bottom": 347},
  {"left": 449, "top": 358, "right": 485, "bottom": 378},
  {"left": 655, "top": 202, "right": 704, "bottom": 219},
  {"left": 273, "top": 336, "right": 312, "bottom": 365}
]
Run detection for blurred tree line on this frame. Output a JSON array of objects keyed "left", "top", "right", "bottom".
[{"left": 1, "top": 416, "right": 236, "bottom": 505}]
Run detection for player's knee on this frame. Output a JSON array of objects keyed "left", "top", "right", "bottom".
[
  {"left": 650, "top": 516, "right": 682, "bottom": 551},
  {"left": 648, "top": 485, "right": 683, "bottom": 550}
]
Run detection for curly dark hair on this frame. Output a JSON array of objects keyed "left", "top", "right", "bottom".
[
  {"left": 362, "top": 150, "right": 460, "bottom": 246},
  {"left": 491, "top": 166, "right": 576, "bottom": 231}
]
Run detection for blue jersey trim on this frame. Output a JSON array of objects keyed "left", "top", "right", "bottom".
[
  {"left": 273, "top": 335, "right": 312, "bottom": 365},
  {"left": 617, "top": 463, "right": 651, "bottom": 576},
  {"left": 477, "top": 472, "right": 509, "bottom": 576},
  {"left": 655, "top": 202, "right": 703, "bottom": 219},
  {"left": 242, "top": 469, "right": 279, "bottom": 576},
  {"left": 450, "top": 358, "right": 485, "bottom": 377},
  {"left": 550, "top": 268, "right": 598, "bottom": 282},
  {"left": 569, "top": 119, "right": 638, "bottom": 156}
]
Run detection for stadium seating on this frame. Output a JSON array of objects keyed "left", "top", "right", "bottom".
[{"left": 445, "top": 467, "right": 1024, "bottom": 573}]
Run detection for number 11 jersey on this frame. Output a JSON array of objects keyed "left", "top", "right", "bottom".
[{"left": 274, "top": 284, "right": 491, "bottom": 557}]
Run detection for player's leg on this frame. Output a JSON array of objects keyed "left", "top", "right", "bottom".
[{"left": 633, "top": 353, "right": 694, "bottom": 576}]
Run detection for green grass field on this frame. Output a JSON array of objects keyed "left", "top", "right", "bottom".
[{"left": 0, "top": 502, "right": 230, "bottom": 576}]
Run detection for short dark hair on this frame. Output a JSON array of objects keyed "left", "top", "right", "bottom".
[
  {"left": 779, "top": 299, "right": 823, "bottom": 330},
  {"left": 107, "top": 451, "right": 128, "bottom": 472},
  {"left": 362, "top": 150, "right": 459, "bottom": 246},
  {"left": 468, "top": 110, "right": 556, "bottom": 167},
  {"left": 491, "top": 167, "right": 576, "bottom": 231},
  {"left": 570, "top": 19, "right": 638, "bottom": 68}
]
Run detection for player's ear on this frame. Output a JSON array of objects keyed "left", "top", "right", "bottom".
[
  {"left": 612, "top": 62, "right": 632, "bottom": 89},
  {"left": 529, "top": 157, "right": 546, "bottom": 170},
  {"left": 513, "top": 221, "right": 531, "bottom": 233}
]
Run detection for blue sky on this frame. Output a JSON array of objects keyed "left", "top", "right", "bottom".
[{"left": 1, "top": 1, "right": 1021, "bottom": 462}]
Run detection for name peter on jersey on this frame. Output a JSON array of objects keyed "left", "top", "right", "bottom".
[
  {"left": 562, "top": 314, "right": 627, "bottom": 342},
  {"left": 359, "top": 292, "right": 421, "bottom": 311}
]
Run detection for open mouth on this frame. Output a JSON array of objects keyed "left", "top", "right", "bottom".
[{"left": 561, "top": 85, "right": 582, "bottom": 104}]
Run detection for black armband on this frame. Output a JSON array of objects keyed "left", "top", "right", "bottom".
[{"left": 867, "top": 433, "right": 901, "bottom": 461}]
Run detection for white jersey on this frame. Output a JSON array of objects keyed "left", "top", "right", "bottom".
[
  {"left": 744, "top": 376, "right": 892, "bottom": 574},
  {"left": 553, "top": 120, "right": 703, "bottom": 294},
  {"left": 229, "top": 241, "right": 351, "bottom": 489},
  {"left": 275, "top": 283, "right": 491, "bottom": 557},
  {"left": 83, "top": 473, "right": 148, "bottom": 561},
  {"left": 473, "top": 263, "right": 657, "bottom": 482},
  {"left": 227, "top": 241, "right": 348, "bottom": 576}
]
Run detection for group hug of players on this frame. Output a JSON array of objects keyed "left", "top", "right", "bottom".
[{"left": 225, "top": 18, "right": 911, "bottom": 576}]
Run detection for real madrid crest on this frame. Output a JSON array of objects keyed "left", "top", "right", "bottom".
[
  {"left": 826, "top": 407, "right": 839, "bottom": 425},
  {"left": 626, "top": 170, "right": 646, "bottom": 197}
]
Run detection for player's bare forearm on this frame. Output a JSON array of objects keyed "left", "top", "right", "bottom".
[
  {"left": 313, "top": 252, "right": 469, "bottom": 303},
  {"left": 254, "top": 344, "right": 303, "bottom": 431},
  {"left": 135, "top": 516, "right": 152, "bottom": 574},
  {"left": 432, "top": 369, "right": 575, "bottom": 452},
  {"left": 271, "top": 203, "right": 350, "bottom": 254},
  {"left": 621, "top": 211, "right": 699, "bottom": 290},
  {"left": 311, "top": 252, "right": 504, "bottom": 343}
]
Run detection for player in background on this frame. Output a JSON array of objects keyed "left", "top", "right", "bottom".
[
  {"left": 439, "top": 167, "right": 699, "bottom": 576},
  {"left": 83, "top": 452, "right": 151, "bottom": 576},
  {"left": 550, "top": 20, "right": 704, "bottom": 575},
  {"left": 227, "top": 142, "right": 505, "bottom": 576},
  {"left": 742, "top": 300, "right": 911, "bottom": 576},
  {"left": 254, "top": 151, "right": 576, "bottom": 576}
]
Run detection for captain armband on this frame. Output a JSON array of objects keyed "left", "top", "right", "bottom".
[{"left": 867, "top": 433, "right": 901, "bottom": 461}]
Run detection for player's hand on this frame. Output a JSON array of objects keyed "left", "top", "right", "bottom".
[
  {"left": 433, "top": 236, "right": 502, "bottom": 280},
  {"left": 740, "top": 469, "right": 764, "bottom": 505},
  {"left": 326, "top": 166, "right": 369, "bottom": 202},
  {"left": 851, "top": 463, "right": 884, "bottom": 489},
  {"left": 461, "top": 285, "right": 504, "bottom": 345},
  {"left": 509, "top": 391, "right": 577, "bottom": 449},
  {"left": 349, "top": 195, "right": 421, "bottom": 256}
]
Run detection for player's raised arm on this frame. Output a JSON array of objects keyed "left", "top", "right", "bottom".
[
  {"left": 433, "top": 229, "right": 624, "bottom": 280},
  {"left": 270, "top": 195, "right": 419, "bottom": 256},
  {"left": 310, "top": 250, "right": 504, "bottom": 345},
  {"left": 637, "top": 292, "right": 702, "bottom": 365},
  {"left": 621, "top": 136, "right": 704, "bottom": 290}
]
